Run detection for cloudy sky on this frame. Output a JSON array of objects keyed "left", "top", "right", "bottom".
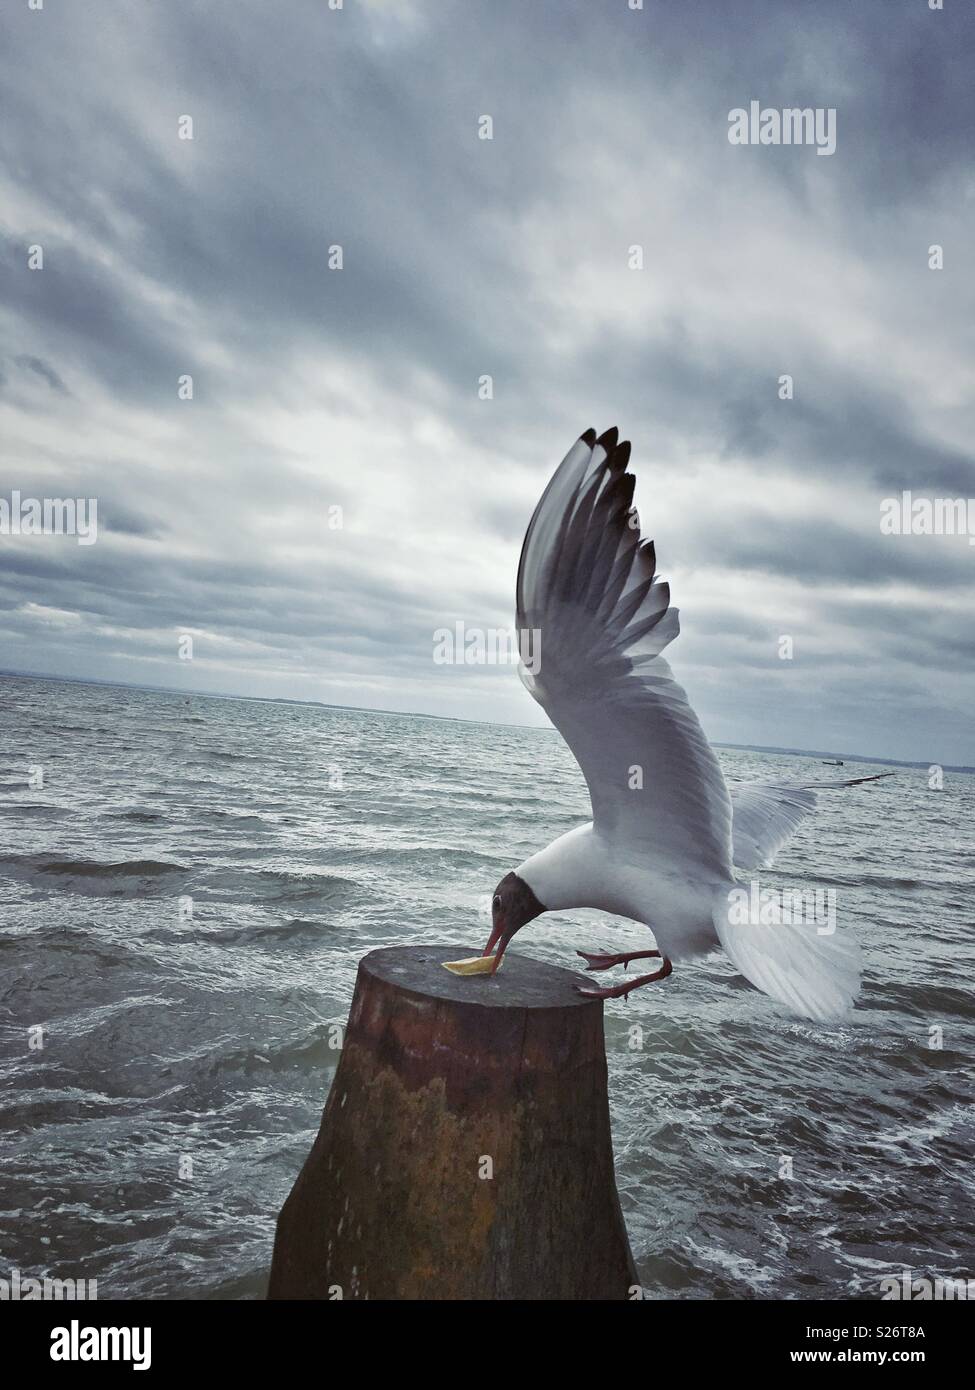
[{"left": 1, "top": 0, "right": 973, "bottom": 763}]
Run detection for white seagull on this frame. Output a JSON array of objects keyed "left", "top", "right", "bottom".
[{"left": 480, "top": 428, "right": 890, "bottom": 1020}]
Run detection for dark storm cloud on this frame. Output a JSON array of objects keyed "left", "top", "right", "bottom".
[
  {"left": 0, "top": 233, "right": 206, "bottom": 401},
  {"left": 566, "top": 331, "right": 975, "bottom": 497},
  {"left": 11, "top": 354, "right": 67, "bottom": 393},
  {"left": 0, "top": 0, "right": 972, "bottom": 760},
  {"left": 703, "top": 514, "right": 975, "bottom": 591}
]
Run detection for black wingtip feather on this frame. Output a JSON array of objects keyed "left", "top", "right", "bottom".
[
  {"left": 580, "top": 427, "right": 597, "bottom": 446},
  {"left": 596, "top": 426, "right": 619, "bottom": 454}
]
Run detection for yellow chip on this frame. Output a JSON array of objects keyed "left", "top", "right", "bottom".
[{"left": 442, "top": 955, "right": 500, "bottom": 976}]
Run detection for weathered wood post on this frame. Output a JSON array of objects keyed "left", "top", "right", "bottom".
[{"left": 268, "top": 944, "right": 637, "bottom": 1300}]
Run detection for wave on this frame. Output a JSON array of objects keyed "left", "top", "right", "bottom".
[
  {"left": 35, "top": 857, "right": 185, "bottom": 878},
  {"left": 196, "top": 918, "right": 333, "bottom": 946},
  {"left": 198, "top": 750, "right": 265, "bottom": 764},
  {"left": 873, "top": 979, "right": 975, "bottom": 1019},
  {"left": 212, "top": 1024, "right": 342, "bottom": 1076},
  {"left": 200, "top": 809, "right": 267, "bottom": 827},
  {"left": 323, "top": 843, "right": 505, "bottom": 872},
  {"left": 774, "top": 869, "right": 927, "bottom": 891},
  {"left": 0, "top": 855, "right": 188, "bottom": 897},
  {"left": 252, "top": 868, "right": 357, "bottom": 904},
  {"left": 199, "top": 866, "right": 361, "bottom": 907}
]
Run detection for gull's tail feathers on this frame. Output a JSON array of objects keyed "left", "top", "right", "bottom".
[{"left": 711, "top": 896, "right": 862, "bottom": 1022}]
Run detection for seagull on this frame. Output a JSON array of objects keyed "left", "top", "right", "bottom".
[{"left": 479, "top": 428, "right": 891, "bottom": 1020}]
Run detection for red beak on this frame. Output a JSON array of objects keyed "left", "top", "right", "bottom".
[{"left": 481, "top": 919, "right": 514, "bottom": 973}]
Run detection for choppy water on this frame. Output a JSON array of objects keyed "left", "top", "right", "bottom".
[{"left": 1, "top": 672, "right": 972, "bottom": 1300}]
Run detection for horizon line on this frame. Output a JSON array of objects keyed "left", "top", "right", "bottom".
[{"left": 1, "top": 666, "right": 969, "bottom": 773}]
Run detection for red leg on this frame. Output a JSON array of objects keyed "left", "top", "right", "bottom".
[
  {"left": 575, "top": 958, "right": 673, "bottom": 1000},
  {"left": 577, "top": 948, "right": 661, "bottom": 973}
]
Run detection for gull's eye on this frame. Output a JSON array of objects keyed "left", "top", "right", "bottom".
[{"left": 492, "top": 894, "right": 502, "bottom": 912}]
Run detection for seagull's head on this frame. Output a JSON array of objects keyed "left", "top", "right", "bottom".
[{"left": 481, "top": 870, "right": 545, "bottom": 973}]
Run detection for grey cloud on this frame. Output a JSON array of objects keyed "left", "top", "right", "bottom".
[{"left": 12, "top": 354, "right": 68, "bottom": 393}]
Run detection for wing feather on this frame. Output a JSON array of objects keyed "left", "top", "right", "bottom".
[
  {"left": 516, "top": 429, "right": 733, "bottom": 879},
  {"left": 729, "top": 774, "right": 894, "bottom": 871}
]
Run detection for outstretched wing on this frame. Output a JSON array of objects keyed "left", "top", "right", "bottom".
[
  {"left": 516, "top": 427, "right": 733, "bottom": 879},
  {"left": 729, "top": 774, "right": 894, "bottom": 870}
]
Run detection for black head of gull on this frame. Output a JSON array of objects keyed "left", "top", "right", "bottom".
[{"left": 481, "top": 871, "right": 545, "bottom": 972}]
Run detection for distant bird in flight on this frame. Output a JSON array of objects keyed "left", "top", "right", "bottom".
[{"left": 480, "top": 428, "right": 890, "bottom": 1020}]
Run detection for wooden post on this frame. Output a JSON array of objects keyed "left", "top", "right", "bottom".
[{"left": 268, "top": 944, "right": 637, "bottom": 1300}]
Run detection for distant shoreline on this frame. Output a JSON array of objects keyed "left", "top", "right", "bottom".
[{"left": 1, "top": 666, "right": 970, "bottom": 774}]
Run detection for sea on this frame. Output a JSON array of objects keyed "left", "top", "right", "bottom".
[{"left": 1, "top": 672, "right": 972, "bottom": 1300}]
